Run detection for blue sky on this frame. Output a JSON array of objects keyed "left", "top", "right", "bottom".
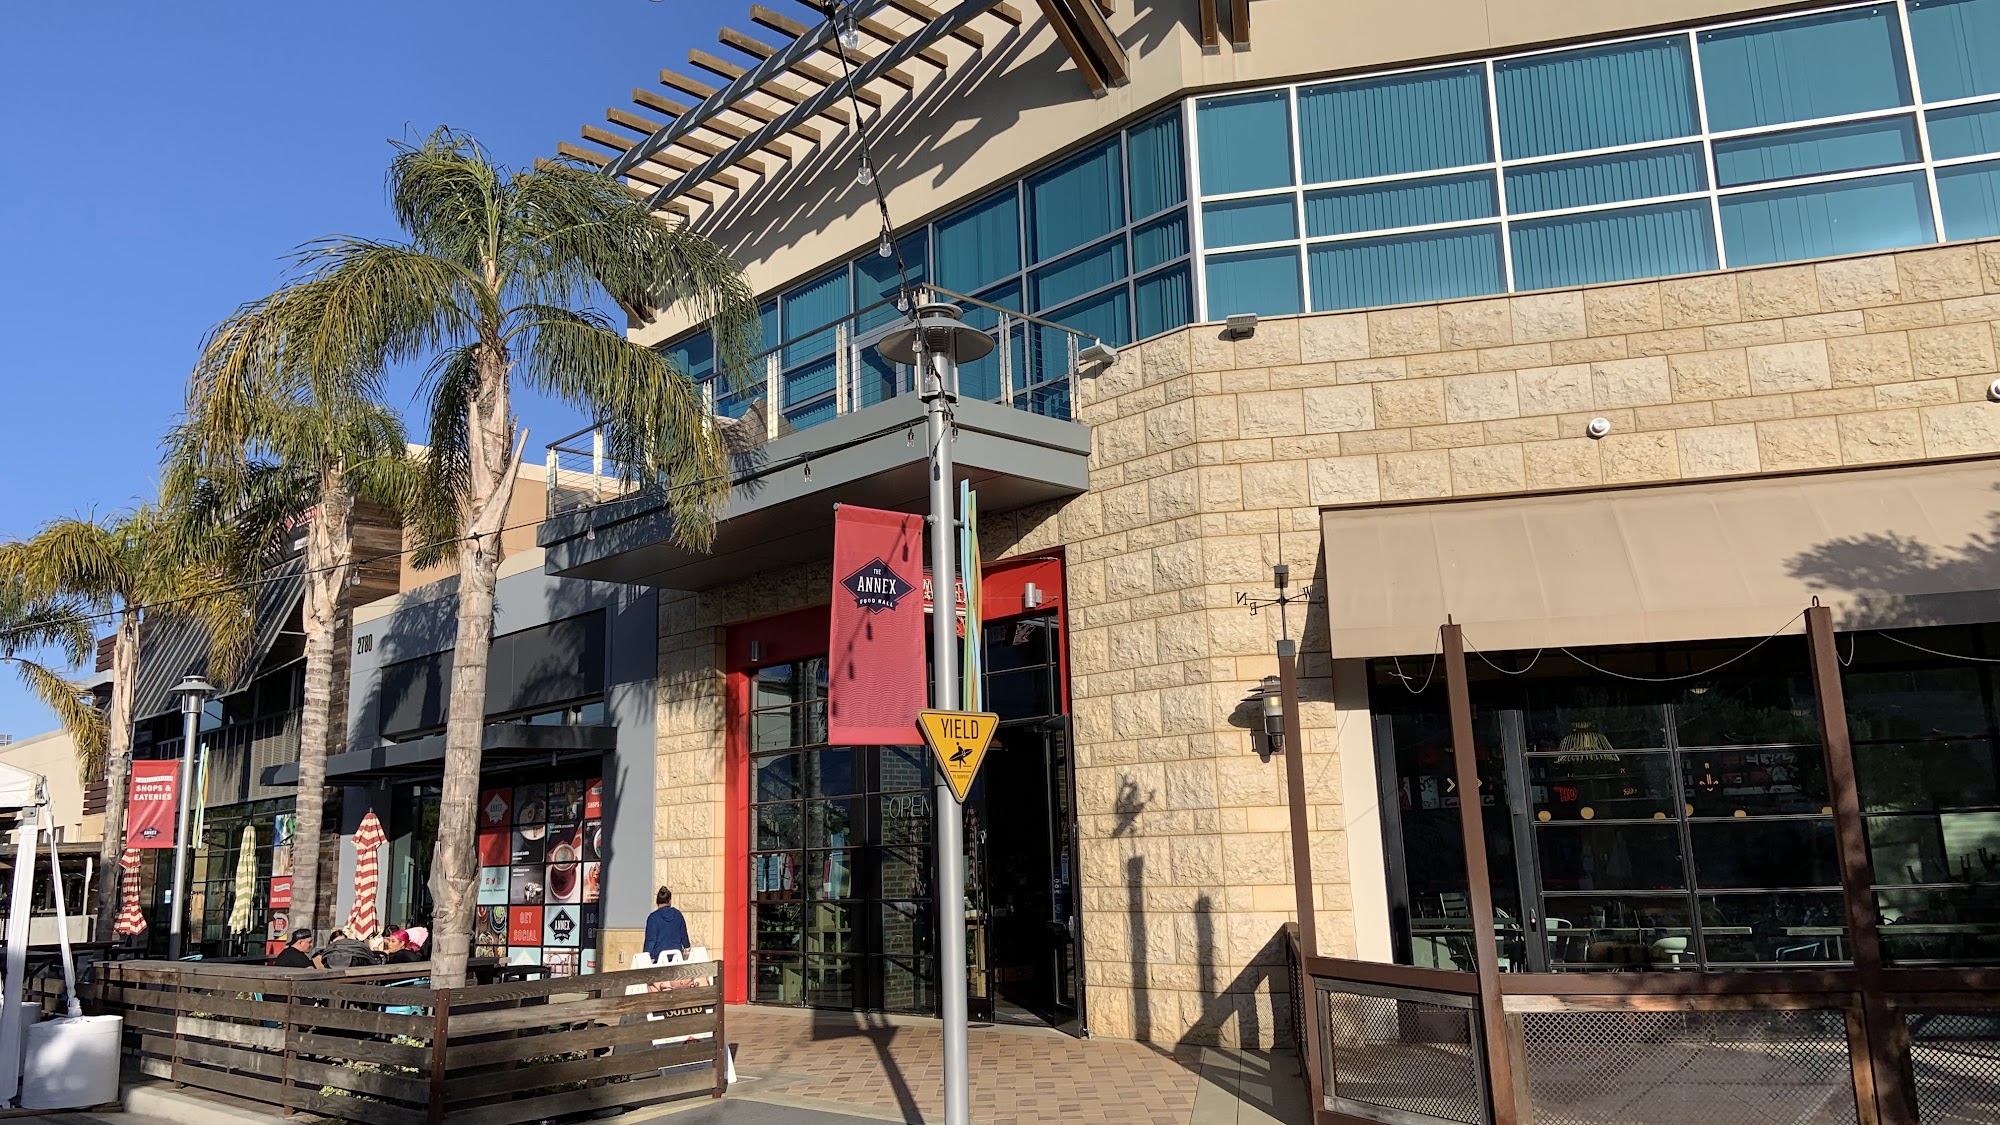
[{"left": 0, "top": 0, "right": 742, "bottom": 737}]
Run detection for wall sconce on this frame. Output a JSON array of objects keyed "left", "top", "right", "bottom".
[
  {"left": 1244, "top": 675, "right": 1285, "bottom": 761},
  {"left": 1225, "top": 313, "right": 1259, "bottom": 340},
  {"left": 1077, "top": 339, "right": 1118, "bottom": 365}
]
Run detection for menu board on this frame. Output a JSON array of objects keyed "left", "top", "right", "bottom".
[{"left": 473, "top": 778, "right": 603, "bottom": 975}]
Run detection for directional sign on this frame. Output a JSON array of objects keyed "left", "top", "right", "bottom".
[{"left": 917, "top": 710, "right": 999, "bottom": 803}]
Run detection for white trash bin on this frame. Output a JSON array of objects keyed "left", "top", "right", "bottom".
[
  {"left": 11, "top": 1002, "right": 39, "bottom": 1079},
  {"left": 21, "top": 1015, "right": 122, "bottom": 1109}
]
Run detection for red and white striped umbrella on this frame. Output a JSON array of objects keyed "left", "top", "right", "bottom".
[
  {"left": 344, "top": 810, "right": 387, "bottom": 939},
  {"left": 113, "top": 849, "right": 146, "bottom": 937}
]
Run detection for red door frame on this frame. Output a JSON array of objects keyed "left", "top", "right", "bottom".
[{"left": 719, "top": 552, "right": 1068, "bottom": 1004}]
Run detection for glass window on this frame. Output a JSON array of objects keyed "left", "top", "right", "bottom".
[
  {"left": 1857, "top": 740, "right": 2000, "bottom": 813},
  {"left": 1713, "top": 115, "right": 1921, "bottom": 188},
  {"left": 1308, "top": 227, "right": 1504, "bottom": 312},
  {"left": 853, "top": 230, "right": 926, "bottom": 334},
  {"left": 1297, "top": 66, "right": 1491, "bottom": 182},
  {"left": 1495, "top": 37, "right": 1699, "bottom": 159},
  {"left": 1132, "top": 210, "right": 1190, "bottom": 273},
  {"left": 1720, "top": 170, "right": 1935, "bottom": 267},
  {"left": 1202, "top": 195, "right": 1299, "bottom": 248},
  {"left": 1938, "top": 159, "right": 2000, "bottom": 240},
  {"left": 1537, "top": 823, "right": 1686, "bottom": 891},
  {"left": 1196, "top": 91, "right": 1295, "bottom": 195},
  {"left": 1543, "top": 894, "right": 1695, "bottom": 968},
  {"left": 1205, "top": 247, "right": 1303, "bottom": 316},
  {"left": 1868, "top": 811, "right": 2000, "bottom": 884},
  {"left": 1034, "top": 285, "right": 1131, "bottom": 366},
  {"left": 783, "top": 355, "right": 836, "bottom": 413},
  {"left": 953, "top": 280, "right": 1022, "bottom": 404},
  {"left": 1304, "top": 172, "right": 1496, "bottom": 238},
  {"left": 1698, "top": 891, "right": 1849, "bottom": 963},
  {"left": 1127, "top": 108, "right": 1187, "bottom": 217},
  {"left": 1698, "top": 6, "right": 1912, "bottom": 132},
  {"left": 1529, "top": 752, "right": 1677, "bottom": 822},
  {"left": 1908, "top": 0, "right": 2000, "bottom": 102},
  {"left": 1689, "top": 819, "right": 1842, "bottom": 889},
  {"left": 1680, "top": 745, "right": 1830, "bottom": 818},
  {"left": 1846, "top": 662, "right": 1989, "bottom": 740},
  {"left": 1523, "top": 691, "right": 1668, "bottom": 753},
  {"left": 780, "top": 267, "right": 849, "bottom": 367},
  {"left": 1504, "top": 144, "right": 1707, "bottom": 213},
  {"left": 1876, "top": 886, "right": 2000, "bottom": 963},
  {"left": 1674, "top": 671, "right": 1819, "bottom": 746},
  {"left": 1510, "top": 199, "right": 1717, "bottom": 291},
  {"left": 1927, "top": 101, "right": 2000, "bottom": 159},
  {"left": 755, "top": 753, "right": 800, "bottom": 803},
  {"left": 934, "top": 188, "right": 1020, "bottom": 295},
  {"left": 1135, "top": 264, "right": 1193, "bottom": 339},
  {"left": 1028, "top": 237, "right": 1127, "bottom": 311},
  {"left": 665, "top": 331, "right": 714, "bottom": 383},
  {"left": 1025, "top": 138, "right": 1125, "bottom": 263}
]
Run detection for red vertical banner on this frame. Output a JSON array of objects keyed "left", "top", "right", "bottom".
[
  {"left": 126, "top": 761, "right": 179, "bottom": 849},
  {"left": 828, "top": 504, "right": 926, "bottom": 745}
]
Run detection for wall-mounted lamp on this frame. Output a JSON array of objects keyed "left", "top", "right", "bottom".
[
  {"left": 1078, "top": 339, "right": 1118, "bottom": 365},
  {"left": 749, "top": 640, "right": 766, "bottom": 662},
  {"left": 1224, "top": 313, "right": 1259, "bottom": 340},
  {"left": 1243, "top": 675, "right": 1285, "bottom": 761},
  {"left": 1022, "top": 581, "right": 1044, "bottom": 608}
]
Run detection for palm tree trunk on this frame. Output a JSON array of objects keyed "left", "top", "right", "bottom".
[
  {"left": 428, "top": 344, "right": 517, "bottom": 988},
  {"left": 94, "top": 609, "right": 140, "bottom": 941},
  {"left": 289, "top": 475, "right": 352, "bottom": 936}
]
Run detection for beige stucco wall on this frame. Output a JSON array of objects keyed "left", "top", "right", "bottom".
[
  {"left": 644, "top": 0, "right": 1796, "bottom": 344},
  {"left": 649, "top": 237, "right": 2000, "bottom": 1047},
  {"left": 0, "top": 730, "right": 94, "bottom": 843}
]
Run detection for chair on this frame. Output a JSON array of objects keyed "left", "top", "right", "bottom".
[{"left": 1648, "top": 937, "right": 1691, "bottom": 966}]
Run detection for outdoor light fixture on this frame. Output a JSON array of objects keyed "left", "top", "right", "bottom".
[
  {"left": 1077, "top": 339, "right": 1118, "bottom": 365},
  {"left": 839, "top": 4, "right": 861, "bottom": 49},
  {"left": 877, "top": 230, "right": 895, "bottom": 258},
  {"left": 856, "top": 156, "right": 875, "bottom": 187},
  {"left": 1987, "top": 377, "right": 2000, "bottom": 403},
  {"left": 166, "top": 674, "right": 216, "bottom": 960},
  {"left": 1586, "top": 416, "right": 1612, "bottom": 439},
  {"left": 1224, "top": 313, "right": 1258, "bottom": 340},
  {"left": 1260, "top": 675, "right": 1285, "bottom": 756}
]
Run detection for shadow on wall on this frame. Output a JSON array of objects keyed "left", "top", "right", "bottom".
[{"left": 1785, "top": 499, "right": 2000, "bottom": 631}]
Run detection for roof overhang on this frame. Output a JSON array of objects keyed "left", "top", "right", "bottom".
[
  {"left": 260, "top": 725, "right": 618, "bottom": 787},
  {"left": 539, "top": 395, "right": 1089, "bottom": 590}
]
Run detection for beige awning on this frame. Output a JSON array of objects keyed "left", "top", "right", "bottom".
[{"left": 1321, "top": 459, "right": 2000, "bottom": 658}]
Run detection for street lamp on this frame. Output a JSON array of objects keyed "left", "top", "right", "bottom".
[
  {"left": 166, "top": 675, "right": 215, "bottom": 960},
  {"left": 877, "top": 298, "right": 992, "bottom": 1125}
]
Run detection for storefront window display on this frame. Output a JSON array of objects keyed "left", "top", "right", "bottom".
[{"left": 473, "top": 777, "right": 605, "bottom": 975}]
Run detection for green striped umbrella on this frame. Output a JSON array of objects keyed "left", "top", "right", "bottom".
[{"left": 228, "top": 825, "right": 257, "bottom": 934}]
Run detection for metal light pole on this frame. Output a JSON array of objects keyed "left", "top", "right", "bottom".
[
  {"left": 166, "top": 675, "right": 215, "bottom": 960},
  {"left": 880, "top": 299, "right": 992, "bottom": 1125}
]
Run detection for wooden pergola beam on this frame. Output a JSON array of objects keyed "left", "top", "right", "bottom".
[
  {"left": 884, "top": 0, "right": 985, "bottom": 47},
  {"left": 694, "top": 45, "right": 883, "bottom": 109},
  {"left": 1031, "top": 0, "right": 1111, "bottom": 93},
  {"left": 1199, "top": 0, "right": 1219, "bottom": 48},
  {"left": 1229, "top": 0, "right": 1249, "bottom": 46},
  {"left": 606, "top": 107, "right": 776, "bottom": 173},
  {"left": 581, "top": 125, "right": 744, "bottom": 192},
  {"left": 661, "top": 64, "right": 849, "bottom": 127},
  {"left": 856, "top": 13, "right": 953, "bottom": 69},
  {"left": 558, "top": 142, "right": 708, "bottom": 210},
  {"left": 750, "top": 6, "right": 920, "bottom": 91},
  {"left": 616, "top": 97, "right": 799, "bottom": 159}
]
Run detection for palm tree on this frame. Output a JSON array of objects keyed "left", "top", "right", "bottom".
[
  {"left": 167, "top": 373, "right": 423, "bottom": 938},
  {"left": 0, "top": 583, "right": 107, "bottom": 786},
  {"left": 187, "top": 129, "right": 755, "bottom": 985},
  {"left": 0, "top": 508, "right": 254, "bottom": 939}
]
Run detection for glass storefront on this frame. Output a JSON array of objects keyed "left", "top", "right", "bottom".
[
  {"left": 741, "top": 610, "right": 1078, "bottom": 1028},
  {"left": 1375, "top": 624, "right": 2000, "bottom": 971}
]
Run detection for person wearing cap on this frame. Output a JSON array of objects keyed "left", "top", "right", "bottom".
[{"left": 273, "top": 929, "right": 318, "bottom": 968}]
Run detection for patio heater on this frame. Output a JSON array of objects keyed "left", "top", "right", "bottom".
[
  {"left": 166, "top": 675, "right": 215, "bottom": 960},
  {"left": 878, "top": 299, "right": 992, "bottom": 1125}
]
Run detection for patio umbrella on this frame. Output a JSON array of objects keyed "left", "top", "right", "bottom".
[
  {"left": 227, "top": 824, "right": 257, "bottom": 934},
  {"left": 345, "top": 809, "right": 386, "bottom": 939},
  {"left": 112, "top": 849, "right": 146, "bottom": 937}
]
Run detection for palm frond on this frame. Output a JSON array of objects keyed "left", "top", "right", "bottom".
[
  {"left": 0, "top": 517, "right": 128, "bottom": 609},
  {"left": 0, "top": 583, "right": 97, "bottom": 669},
  {"left": 390, "top": 130, "right": 504, "bottom": 273},
  {"left": 11, "top": 659, "right": 106, "bottom": 787}
]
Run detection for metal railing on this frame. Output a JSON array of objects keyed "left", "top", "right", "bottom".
[{"left": 545, "top": 286, "right": 1105, "bottom": 519}]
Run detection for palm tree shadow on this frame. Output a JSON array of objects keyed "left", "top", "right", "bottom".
[
  {"left": 808, "top": 1010, "right": 926, "bottom": 1124},
  {"left": 1784, "top": 497, "right": 2000, "bottom": 631}
]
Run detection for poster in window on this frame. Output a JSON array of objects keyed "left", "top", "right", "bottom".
[
  {"left": 583, "top": 862, "right": 601, "bottom": 904},
  {"left": 507, "top": 946, "right": 542, "bottom": 967},
  {"left": 510, "top": 865, "right": 543, "bottom": 904},
  {"left": 512, "top": 824, "right": 547, "bottom": 864},
  {"left": 479, "top": 906, "right": 509, "bottom": 944},
  {"left": 477, "top": 829, "right": 509, "bottom": 867},
  {"left": 547, "top": 821, "right": 584, "bottom": 867},
  {"left": 513, "top": 784, "right": 548, "bottom": 825},
  {"left": 269, "top": 912, "right": 289, "bottom": 940},
  {"left": 543, "top": 904, "right": 581, "bottom": 946},
  {"left": 552, "top": 779, "right": 588, "bottom": 823},
  {"left": 543, "top": 949, "right": 579, "bottom": 977},
  {"left": 583, "top": 819, "right": 603, "bottom": 862},
  {"left": 585, "top": 779, "right": 603, "bottom": 819},
  {"left": 268, "top": 875, "right": 292, "bottom": 910},
  {"left": 581, "top": 946, "right": 599, "bottom": 975},
  {"left": 474, "top": 942, "right": 505, "bottom": 960},
  {"left": 477, "top": 867, "right": 508, "bottom": 905},
  {"left": 478, "top": 788, "right": 512, "bottom": 829},
  {"left": 507, "top": 906, "right": 543, "bottom": 946},
  {"left": 546, "top": 862, "right": 582, "bottom": 904}
]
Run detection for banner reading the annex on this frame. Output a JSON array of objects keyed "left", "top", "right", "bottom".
[{"left": 827, "top": 503, "right": 926, "bottom": 746}]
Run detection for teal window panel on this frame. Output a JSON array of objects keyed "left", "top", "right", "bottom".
[
  {"left": 1202, "top": 195, "right": 1299, "bottom": 248},
  {"left": 1305, "top": 172, "right": 1496, "bottom": 238},
  {"left": 1034, "top": 286, "right": 1131, "bottom": 376},
  {"left": 1133, "top": 209, "right": 1190, "bottom": 273},
  {"left": 956, "top": 280, "right": 1025, "bottom": 402},
  {"left": 1028, "top": 237, "right": 1127, "bottom": 312},
  {"left": 1307, "top": 226, "right": 1503, "bottom": 311},
  {"left": 1909, "top": 0, "right": 2000, "bottom": 102},
  {"left": 1937, "top": 159, "right": 2000, "bottom": 239},
  {"left": 1699, "top": 7, "right": 1911, "bottom": 132},
  {"left": 759, "top": 301, "right": 779, "bottom": 353},
  {"left": 1135, "top": 264, "right": 1193, "bottom": 339},
  {"left": 1298, "top": 66, "right": 1491, "bottom": 182},
  {"left": 853, "top": 230, "right": 927, "bottom": 334},
  {"left": 781, "top": 268, "right": 848, "bottom": 367},
  {"left": 665, "top": 332, "right": 714, "bottom": 383},
  {"left": 782, "top": 355, "right": 836, "bottom": 410},
  {"left": 784, "top": 398, "right": 838, "bottom": 432},
  {"left": 1495, "top": 37, "right": 1698, "bottom": 159},
  {"left": 1504, "top": 145, "right": 1707, "bottom": 213},
  {"left": 1196, "top": 91, "right": 1295, "bottom": 195},
  {"left": 853, "top": 350, "right": 902, "bottom": 410},
  {"left": 1512, "top": 200, "right": 1715, "bottom": 290},
  {"left": 1127, "top": 108, "right": 1188, "bottom": 218},
  {"left": 1928, "top": 100, "right": 2000, "bottom": 159},
  {"left": 934, "top": 188, "right": 1020, "bottom": 294},
  {"left": 1026, "top": 138, "right": 1124, "bottom": 263},
  {"left": 1205, "top": 247, "right": 1303, "bottom": 316},
  {"left": 1720, "top": 170, "right": 1935, "bottom": 267},
  {"left": 1713, "top": 115, "right": 1920, "bottom": 187}
]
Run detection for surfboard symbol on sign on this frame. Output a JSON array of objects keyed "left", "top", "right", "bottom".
[{"left": 917, "top": 710, "right": 1000, "bottom": 803}]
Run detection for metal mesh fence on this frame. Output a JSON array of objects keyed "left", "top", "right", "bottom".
[
  {"left": 1521, "top": 1009, "right": 1857, "bottom": 1125},
  {"left": 1320, "top": 984, "right": 1486, "bottom": 1124},
  {"left": 1907, "top": 1011, "right": 2000, "bottom": 1125}
]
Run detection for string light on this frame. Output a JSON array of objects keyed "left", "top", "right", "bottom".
[
  {"left": 856, "top": 156, "right": 875, "bottom": 187},
  {"left": 838, "top": 5, "right": 860, "bottom": 49},
  {"left": 877, "top": 230, "right": 895, "bottom": 258}
]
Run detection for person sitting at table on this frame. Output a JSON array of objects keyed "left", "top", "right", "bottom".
[
  {"left": 380, "top": 929, "right": 423, "bottom": 965},
  {"left": 272, "top": 929, "right": 318, "bottom": 968}
]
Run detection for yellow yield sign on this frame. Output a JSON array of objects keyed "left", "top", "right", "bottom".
[{"left": 917, "top": 710, "right": 999, "bottom": 803}]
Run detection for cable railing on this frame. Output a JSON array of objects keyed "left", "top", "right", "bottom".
[{"left": 545, "top": 286, "right": 1107, "bottom": 519}]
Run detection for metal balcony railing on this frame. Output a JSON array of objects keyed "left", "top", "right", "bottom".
[{"left": 545, "top": 286, "right": 1105, "bottom": 519}]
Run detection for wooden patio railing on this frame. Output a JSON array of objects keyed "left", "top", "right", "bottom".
[{"left": 93, "top": 958, "right": 728, "bottom": 1125}]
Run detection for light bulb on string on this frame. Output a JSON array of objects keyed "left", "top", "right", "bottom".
[
  {"left": 856, "top": 156, "right": 874, "bottom": 187},
  {"left": 839, "top": 7, "right": 860, "bottom": 49},
  {"left": 877, "top": 230, "right": 894, "bottom": 259}
]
